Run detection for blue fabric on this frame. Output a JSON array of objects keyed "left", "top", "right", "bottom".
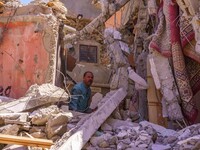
[{"left": 69, "top": 82, "right": 91, "bottom": 112}]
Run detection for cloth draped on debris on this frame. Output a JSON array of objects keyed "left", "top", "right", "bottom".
[
  {"left": 179, "top": 14, "right": 200, "bottom": 124},
  {"left": 184, "top": 57, "right": 200, "bottom": 123},
  {"left": 149, "top": 0, "right": 198, "bottom": 123}
]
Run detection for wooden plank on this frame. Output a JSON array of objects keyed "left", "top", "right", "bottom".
[
  {"left": 147, "top": 58, "right": 167, "bottom": 127},
  {"left": 0, "top": 134, "right": 54, "bottom": 148}
]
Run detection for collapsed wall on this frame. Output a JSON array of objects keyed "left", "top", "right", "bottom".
[{"left": 0, "top": 4, "right": 59, "bottom": 98}]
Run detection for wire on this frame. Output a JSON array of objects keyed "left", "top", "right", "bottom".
[
  {"left": 56, "top": 69, "right": 72, "bottom": 105},
  {"left": 56, "top": 69, "right": 71, "bottom": 96}
]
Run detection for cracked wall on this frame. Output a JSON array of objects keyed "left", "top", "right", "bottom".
[{"left": 0, "top": 5, "right": 59, "bottom": 98}]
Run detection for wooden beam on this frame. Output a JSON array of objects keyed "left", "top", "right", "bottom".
[{"left": 0, "top": 134, "right": 54, "bottom": 148}]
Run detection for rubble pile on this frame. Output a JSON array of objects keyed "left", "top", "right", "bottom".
[
  {"left": 0, "top": 84, "right": 199, "bottom": 150},
  {"left": 85, "top": 120, "right": 200, "bottom": 150},
  {"left": 0, "top": 84, "right": 72, "bottom": 148}
]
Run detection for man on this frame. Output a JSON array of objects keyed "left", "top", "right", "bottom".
[{"left": 69, "top": 71, "right": 97, "bottom": 113}]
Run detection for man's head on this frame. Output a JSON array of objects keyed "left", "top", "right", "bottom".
[{"left": 83, "top": 71, "right": 94, "bottom": 87}]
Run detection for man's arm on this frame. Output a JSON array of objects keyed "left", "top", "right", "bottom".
[{"left": 69, "top": 88, "right": 82, "bottom": 111}]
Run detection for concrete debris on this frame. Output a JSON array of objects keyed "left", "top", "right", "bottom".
[
  {"left": 83, "top": 121, "right": 200, "bottom": 150},
  {"left": 30, "top": 131, "right": 47, "bottom": 139},
  {"left": 128, "top": 67, "right": 148, "bottom": 90},
  {"left": 0, "top": 96, "right": 16, "bottom": 104},
  {"left": 52, "top": 88, "right": 127, "bottom": 150},
  {"left": 47, "top": 0, "right": 68, "bottom": 20},
  {"left": 104, "top": 28, "right": 131, "bottom": 92},
  {"left": 0, "top": 113, "right": 29, "bottom": 125},
  {"left": 4, "top": 113, "right": 29, "bottom": 126},
  {"left": 0, "top": 124, "right": 20, "bottom": 136},
  {"left": 46, "top": 113, "right": 69, "bottom": 139},
  {"left": 63, "top": 24, "right": 76, "bottom": 34},
  {"left": 151, "top": 52, "right": 183, "bottom": 120},
  {"left": 0, "top": 86, "right": 198, "bottom": 150},
  {"left": 30, "top": 105, "right": 60, "bottom": 126},
  {"left": 0, "top": 84, "right": 69, "bottom": 113},
  {"left": 89, "top": 93, "right": 103, "bottom": 109}
]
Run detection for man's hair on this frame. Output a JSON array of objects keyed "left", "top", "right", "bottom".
[{"left": 83, "top": 71, "right": 93, "bottom": 77}]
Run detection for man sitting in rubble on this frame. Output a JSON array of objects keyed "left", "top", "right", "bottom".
[{"left": 69, "top": 71, "right": 97, "bottom": 113}]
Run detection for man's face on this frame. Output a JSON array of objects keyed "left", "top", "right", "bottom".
[{"left": 83, "top": 72, "right": 94, "bottom": 87}]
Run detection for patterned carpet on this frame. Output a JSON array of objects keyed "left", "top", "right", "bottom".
[
  {"left": 182, "top": 57, "right": 200, "bottom": 124},
  {"left": 149, "top": 0, "right": 200, "bottom": 124},
  {"left": 180, "top": 7, "right": 200, "bottom": 124}
]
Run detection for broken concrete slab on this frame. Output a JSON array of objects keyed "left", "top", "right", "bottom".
[
  {"left": 51, "top": 88, "right": 127, "bottom": 150},
  {"left": 128, "top": 67, "right": 148, "bottom": 90},
  {"left": 0, "top": 96, "right": 16, "bottom": 104},
  {"left": 90, "top": 93, "right": 103, "bottom": 109},
  {"left": 0, "top": 84, "right": 69, "bottom": 113}
]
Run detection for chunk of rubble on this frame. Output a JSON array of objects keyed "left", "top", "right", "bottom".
[
  {"left": 30, "top": 105, "right": 60, "bottom": 126},
  {"left": 0, "top": 96, "right": 16, "bottom": 104},
  {"left": 29, "top": 126, "right": 45, "bottom": 134},
  {"left": 46, "top": 113, "right": 69, "bottom": 139},
  {"left": 0, "top": 113, "right": 29, "bottom": 126},
  {"left": 0, "top": 124, "right": 20, "bottom": 135},
  {"left": 105, "top": 118, "right": 138, "bottom": 130},
  {"left": 0, "top": 84, "right": 69, "bottom": 113},
  {"left": 90, "top": 133, "right": 112, "bottom": 147},
  {"left": 151, "top": 144, "right": 171, "bottom": 150},
  {"left": 30, "top": 131, "right": 47, "bottom": 139},
  {"left": 140, "top": 121, "right": 177, "bottom": 137},
  {"left": 90, "top": 93, "right": 103, "bottom": 109}
]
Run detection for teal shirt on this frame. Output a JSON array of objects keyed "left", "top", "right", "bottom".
[{"left": 69, "top": 82, "right": 91, "bottom": 112}]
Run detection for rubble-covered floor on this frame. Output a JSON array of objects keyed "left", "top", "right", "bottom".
[{"left": 0, "top": 84, "right": 199, "bottom": 150}]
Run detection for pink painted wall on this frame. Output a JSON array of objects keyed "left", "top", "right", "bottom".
[{"left": 0, "top": 22, "right": 49, "bottom": 98}]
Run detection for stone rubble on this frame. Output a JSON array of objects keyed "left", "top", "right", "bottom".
[
  {"left": 0, "top": 84, "right": 199, "bottom": 150},
  {"left": 84, "top": 121, "right": 200, "bottom": 150}
]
